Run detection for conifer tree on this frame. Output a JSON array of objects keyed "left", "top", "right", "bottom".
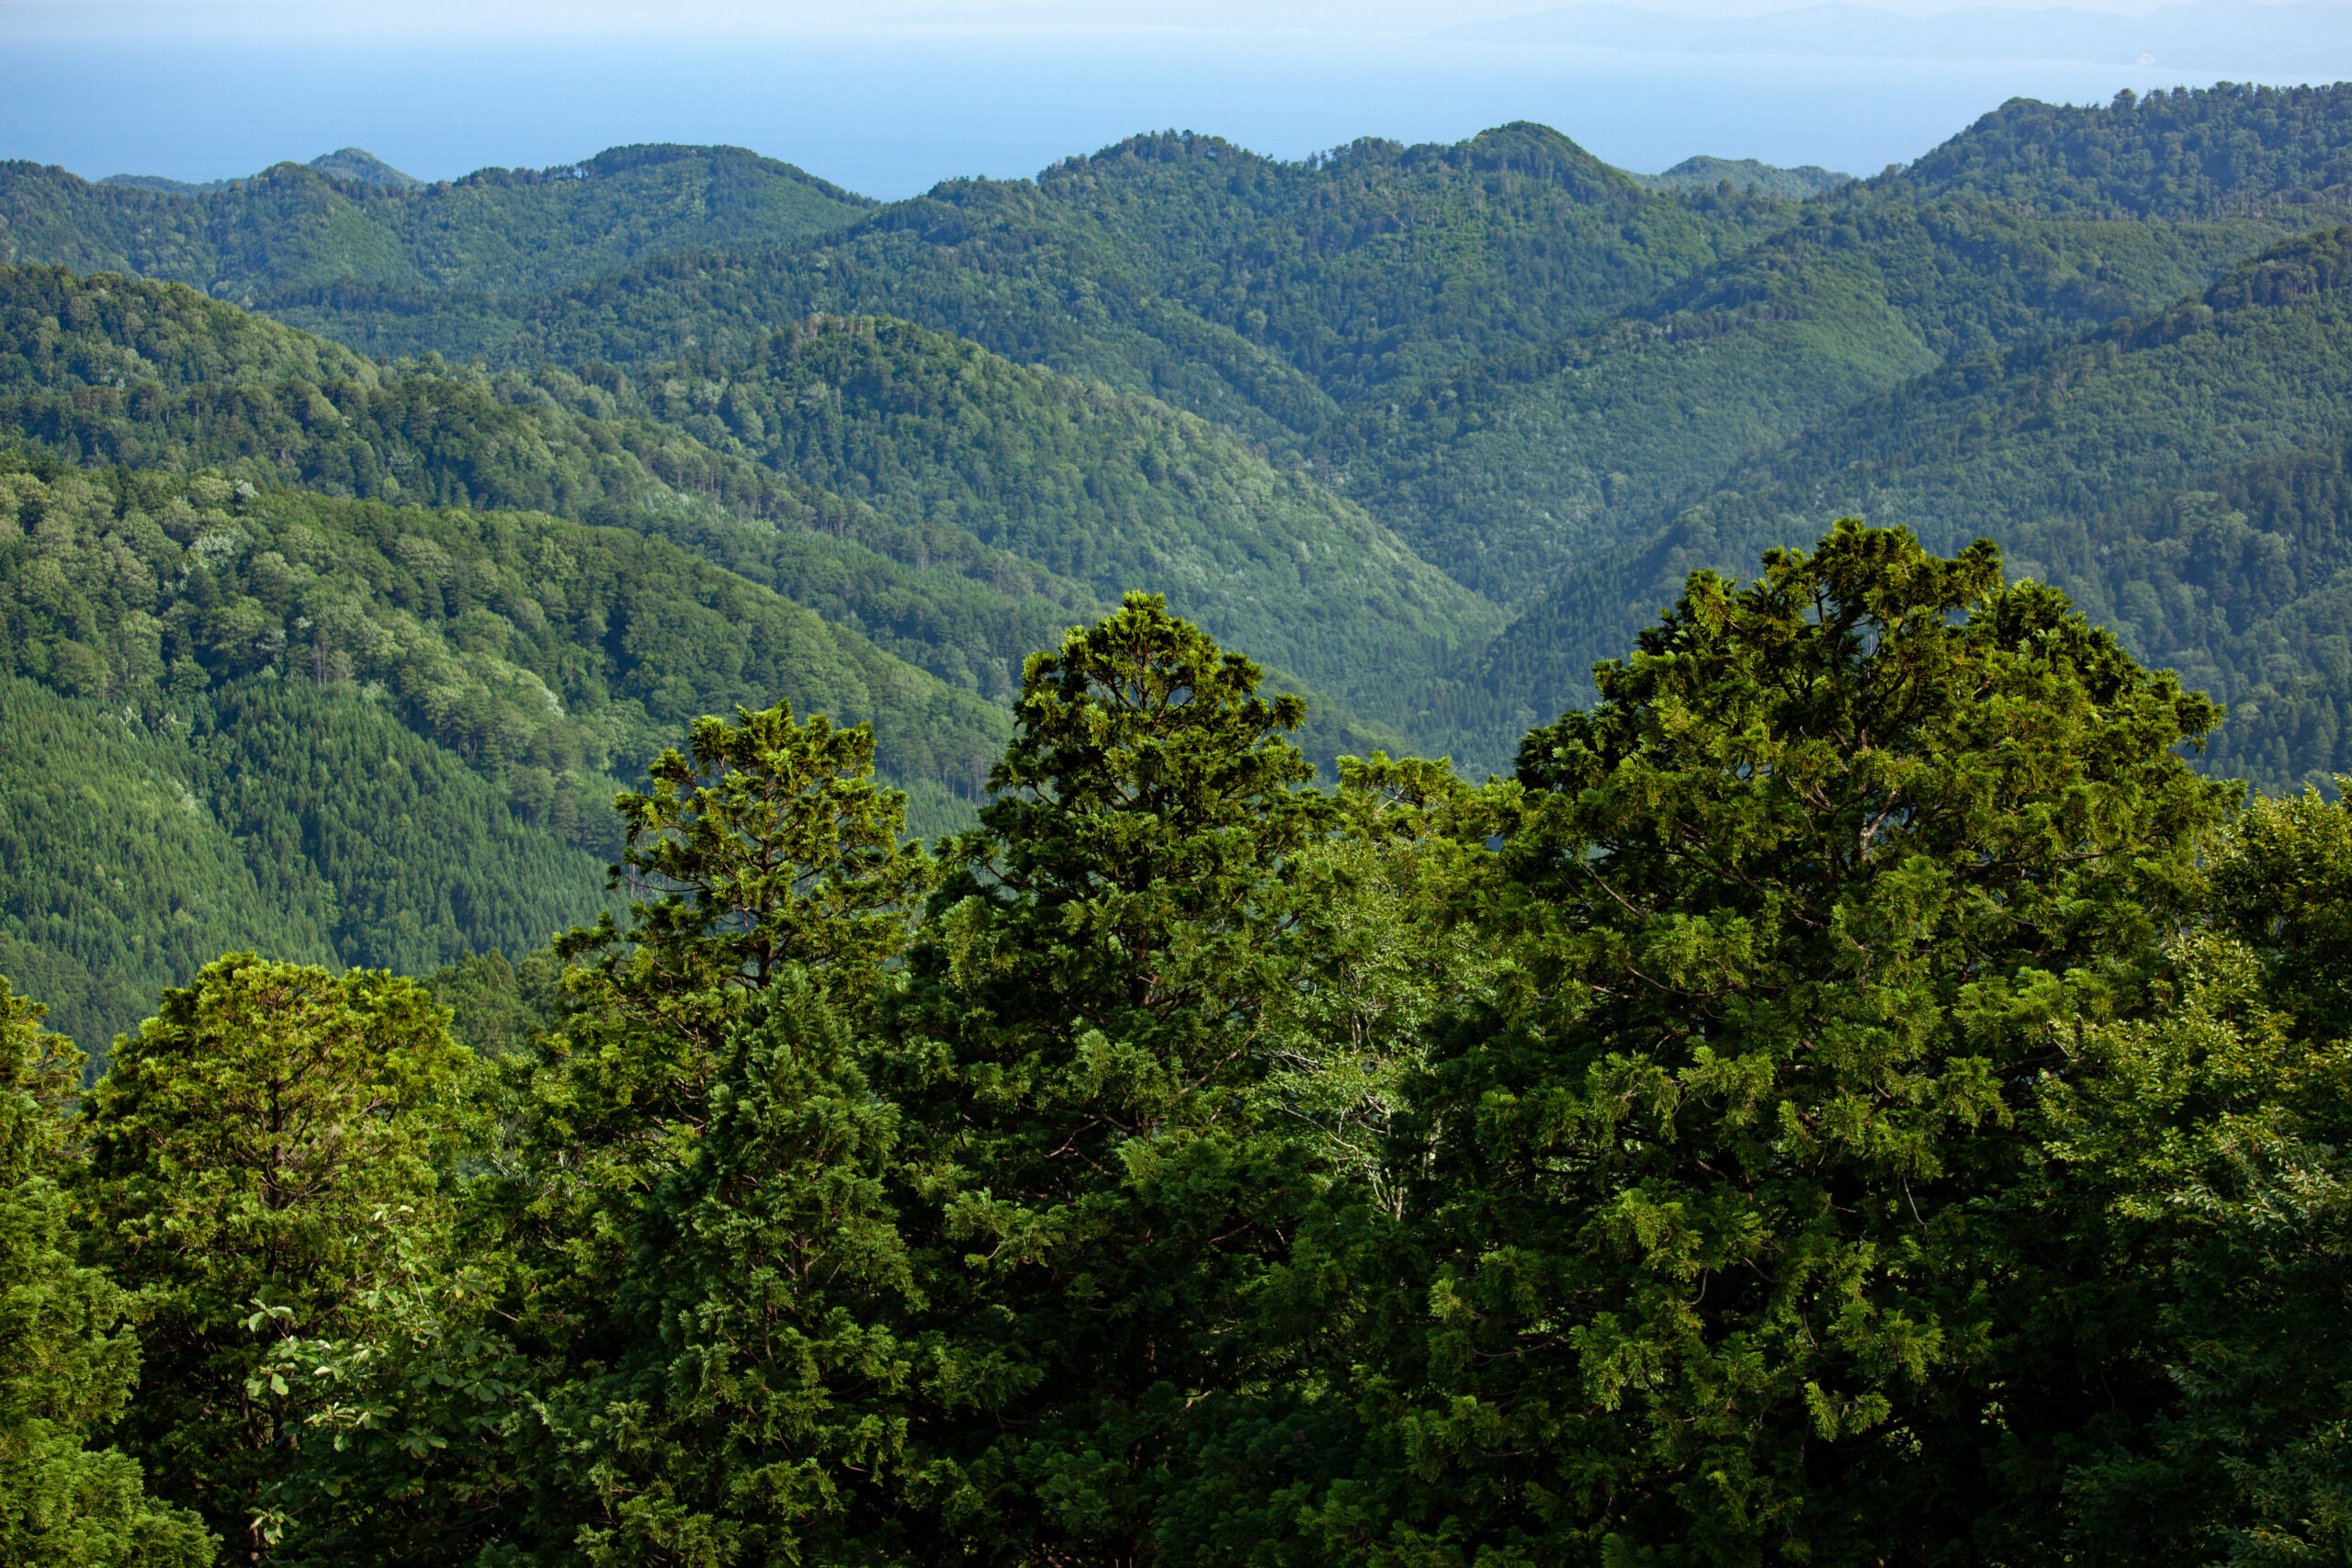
[
  {"left": 0, "top": 976, "right": 214, "bottom": 1568},
  {"left": 885, "top": 592, "right": 1338, "bottom": 1563},
  {"left": 1329, "top": 524, "right": 2234, "bottom": 1566},
  {"left": 77, "top": 957, "right": 472, "bottom": 1560},
  {"left": 549, "top": 973, "right": 924, "bottom": 1567}
]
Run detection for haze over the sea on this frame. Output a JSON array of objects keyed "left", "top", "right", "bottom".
[{"left": 5, "top": 2, "right": 2344, "bottom": 197}]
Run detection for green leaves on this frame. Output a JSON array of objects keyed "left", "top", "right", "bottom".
[
  {"left": 1357, "top": 524, "right": 2236, "bottom": 1564},
  {"left": 0, "top": 976, "right": 216, "bottom": 1567},
  {"left": 562, "top": 697, "right": 933, "bottom": 1033},
  {"left": 78, "top": 955, "right": 474, "bottom": 1558}
]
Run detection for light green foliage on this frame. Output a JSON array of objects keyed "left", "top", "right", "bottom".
[
  {"left": 0, "top": 146, "right": 869, "bottom": 302},
  {"left": 2210, "top": 783, "right": 2352, "bottom": 1019},
  {"left": 0, "top": 976, "right": 215, "bottom": 1567},
  {"left": 0, "top": 446, "right": 1008, "bottom": 1040},
  {"left": 79, "top": 956, "right": 474, "bottom": 1557},
  {"left": 1249, "top": 752, "right": 1517, "bottom": 1210},
  {"left": 2032, "top": 929, "right": 2352, "bottom": 1566},
  {"left": 1337, "top": 525, "right": 2232, "bottom": 1564}
]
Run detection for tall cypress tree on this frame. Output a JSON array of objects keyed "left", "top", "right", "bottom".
[{"left": 884, "top": 592, "right": 1338, "bottom": 1563}]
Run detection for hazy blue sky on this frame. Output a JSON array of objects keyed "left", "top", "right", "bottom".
[{"left": 3, "top": 0, "right": 2336, "bottom": 197}]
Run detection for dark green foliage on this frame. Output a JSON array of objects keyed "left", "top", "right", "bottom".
[
  {"left": 1331, "top": 525, "right": 2231, "bottom": 1565},
  {"left": 191, "top": 678, "right": 608, "bottom": 976},
  {"left": 0, "top": 978, "right": 215, "bottom": 1567},
  {"left": 0, "top": 145, "right": 869, "bottom": 302},
  {"left": 1883, "top": 82, "right": 2352, "bottom": 219},
  {"left": 882, "top": 594, "right": 1337, "bottom": 1562},
  {"left": 540, "top": 974, "right": 924, "bottom": 1567},
  {"left": 26, "top": 81, "right": 2352, "bottom": 1568}
]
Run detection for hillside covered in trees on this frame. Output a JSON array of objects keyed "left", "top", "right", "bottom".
[
  {"left": 9, "top": 532, "right": 2352, "bottom": 1568},
  {"left": 9, "top": 80, "right": 2352, "bottom": 1564},
  {"left": 6, "top": 83, "right": 2352, "bottom": 1024}
]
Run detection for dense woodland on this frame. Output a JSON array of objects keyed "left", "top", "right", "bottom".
[
  {"left": 10, "top": 542, "right": 2352, "bottom": 1568},
  {"left": 6, "top": 75, "right": 2352, "bottom": 1566}
]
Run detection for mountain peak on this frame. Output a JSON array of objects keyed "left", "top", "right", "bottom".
[{"left": 308, "top": 147, "right": 421, "bottom": 188}]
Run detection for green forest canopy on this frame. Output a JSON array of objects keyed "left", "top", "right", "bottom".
[{"left": 8, "top": 535, "right": 2352, "bottom": 1567}]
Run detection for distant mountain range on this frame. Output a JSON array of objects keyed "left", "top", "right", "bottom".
[
  {"left": 1438, "top": 0, "right": 2352, "bottom": 73},
  {"left": 102, "top": 147, "right": 424, "bottom": 196},
  {"left": 9, "top": 80, "right": 2352, "bottom": 1043}
]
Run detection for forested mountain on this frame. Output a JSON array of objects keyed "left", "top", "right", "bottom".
[
  {"left": 0, "top": 144, "right": 870, "bottom": 301},
  {"left": 1309, "top": 202, "right": 2294, "bottom": 604},
  {"left": 103, "top": 147, "right": 424, "bottom": 197},
  {"left": 0, "top": 449, "right": 1010, "bottom": 1042},
  {"left": 1879, "top": 80, "right": 2352, "bottom": 217},
  {"left": 9, "top": 82, "right": 2352, "bottom": 1017},
  {"left": 16, "top": 80, "right": 2352, "bottom": 1568},
  {"left": 0, "top": 266, "right": 1477, "bottom": 731},
  {"left": 1477, "top": 225, "right": 2352, "bottom": 787},
  {"left": 578, "top": 316, "right": 1503, "bottom": 728},
  {"left": 215, "top": 125, "right": 1800, "bottom": 446},
  {"left": 1632, "top": 153, "right": 1854, "bottom": 197},
  {"left": 0, "top": 672, "right": 604, "bottom": 1053}
]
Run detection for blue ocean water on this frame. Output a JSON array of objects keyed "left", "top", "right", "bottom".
[{"left": 0, "top": 26, "right": 2323, "bottom": 198}]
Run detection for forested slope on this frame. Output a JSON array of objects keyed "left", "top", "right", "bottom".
[
  {"left": 0, "top": 449, "right": 1017, "bottom": 1040},
  {"left": 1478, "top": 225, "right": 2352, "bottom": 789},
  {"left": 1312, "top": 203, "right": 2303, "bottom": 605},
  {"left": 0, "top": 671, "right": 611, "bottom": 1053},
  {"left": 0, "top": 143, "right": 871, "bottom": 301},
  {"left": 1879, "top": 80, "right": 2352, "bottom": 217},
  {"left": 0, "top": 267, "right": 1485, "bottom": 741},
  {"left": 220, "top": 124, "right": 1798, "bottom": 446},
  {"left": 580, "top": 316, "right": 1505, "bottom": 728}
]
